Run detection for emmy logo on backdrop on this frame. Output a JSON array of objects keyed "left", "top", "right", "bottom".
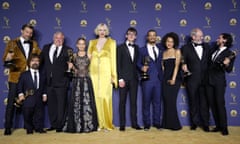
[
  {"left": 105, "top": 17, "right": 111, "bottom": 28},
  {"left": 28, "top": 0, "right": 37, "bottom": 12},
  {"left": 14, "top": 89, "right": 34, "bottom": 108},
  {"left": 232, "top": 0, "right": 237, "bottom": 9},
  {"left": 181, "top": 56, "right": 192, "bottom": 77},
  {"left": 141, "top": 56, "right": 150, "bottom": 81},
  {"left": 155, "top": 17, "right": 161, "bottom": 28},
  {"left": 81, "top": 1, "right": 87, "bottom": 12},
  {"left": 54, "top": 17, "right": 62, "bottom": 29},
  {"left": 204, "top": 16, "right": 211, "bottom": 28},
  {"left": 3, "top": 16, "right": 10, "bottom": 29},
  {"left": 129, "top": 1, "right": 137, "bottom": 13},
  {"left": 179, "top": 0, "right": 187, "bottom": 12}
]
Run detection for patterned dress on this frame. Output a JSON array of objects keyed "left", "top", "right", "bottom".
[{"left": 63, "top": 54, "right": 98, "bottom": 133}]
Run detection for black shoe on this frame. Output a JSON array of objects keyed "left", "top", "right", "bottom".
[
  {"left": 119, "top": 127, "right": 125, "bottom": 131},
  {"left": 190, "top": 125, "right": 197, "bottom": 130},
  {"left": 4, "top": 129, "right": 11, "bottom": 135},
  {"left": 132, "top": 125, "right": 142, "bottom": 130},
  {"left": 210, "top": 127, "right": 220, "bottom": 132},
  {"left": 46, "top": 127, "right": 55, "bottom": 131},
  {"left": 35, "top": 129, "right": 47, "bottom": 133},
  {"left": 202, "top": 126, "right": 209, "bottom": 132},
  {"left": 144, "top": 126, "right": 150, "bottom": 131},
  {"left": 221, "top": 128, "right": 229, "bottom": 136},
  {"left": 26, "top": 129, "right": 33, "bottom": 134},
  {"left": 56, "top": 129, "right": 63, "bottom": 132},
  {"left": 153, "top": 124, "right": 161, "bottom": 130}
]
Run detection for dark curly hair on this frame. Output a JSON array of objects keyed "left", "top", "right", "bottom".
[
  {"left": 161, "top": 32, "right": 179, "bottom": 49},
  {"left": 221, "top": 33, "right": 233, "bottom": 48}
]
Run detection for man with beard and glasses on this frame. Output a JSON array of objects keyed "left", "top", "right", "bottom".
[{"left": 17, "top": 54, "right": 47, "bottom": 134}]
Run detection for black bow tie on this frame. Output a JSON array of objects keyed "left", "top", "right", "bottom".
[
  {"left": 24, "top": 40, "right": 31, "bottom": 44},
  {"left": 193, "top": 43, "right": 203, "bottom": 47},
  {"left": 128, "top": 43, "right": 135, "bottom": 47}
]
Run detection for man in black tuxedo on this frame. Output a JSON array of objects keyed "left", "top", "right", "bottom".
[
  {"left": 40, "top": 31, "right": 72, "bottom": 132},
  {"left": 17, "top": 54, "right": 47, "bottom": 134},
  {"left": 181, "top": 28, "right": 210, "bottom": 132},
  {"left": 2, "top": 24, "right": 41, "bottom": 135},
  {"left": 117, "top": 27, "right": 142, "bottom": 131},
  {"left": 206, "top": 33, "right": 235, "bottom": 136}
]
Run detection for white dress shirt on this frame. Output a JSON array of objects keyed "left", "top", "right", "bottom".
[
  {"left": 192, "top": 43, "right": 203, "bottom": 60},
  {"left": 147, "top": 43, "right": 159, "bottom": 61},
  {"left": 49, "top": 44, "right": 62, "bottom": 63},
  {"left": 126, "top": 41, "right": 135, "bottom": 61},
  {"left": 20, "top": 37, "right": 30, "bottom": 59}
]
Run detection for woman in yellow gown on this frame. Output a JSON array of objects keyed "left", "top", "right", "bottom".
[{"left": 88, "top": 23, "right": 118, "bottom": 131}]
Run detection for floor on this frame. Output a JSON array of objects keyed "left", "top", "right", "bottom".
[{"left": 0, "top": 127, "right": 240, "bottom": 144}]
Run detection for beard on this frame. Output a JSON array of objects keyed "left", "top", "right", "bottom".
[{"left": 31, "top": 63, "right": 39, "bottom": 69}]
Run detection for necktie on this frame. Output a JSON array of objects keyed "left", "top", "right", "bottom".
[
  {"left": 152, "top": 47, "right": 157, "bottom": 61},
  {"left": 24, "top": 40, "right": 30, "bottom": 44},
  {"left": 212, "top": 49, "right": 220, "bottom": 61},
  {"left": 34, "top": 71, "right": 38, "bottom": 89},
  {"left": 53, "top": 47, "right": 58, "bottom": 63},
  {"left": 193, "top": 43, "right": 203, "bottom": 47}
]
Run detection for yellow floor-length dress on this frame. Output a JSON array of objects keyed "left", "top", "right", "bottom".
[{"left": 88, "top": 38, "right": 118, "bottom": 130}]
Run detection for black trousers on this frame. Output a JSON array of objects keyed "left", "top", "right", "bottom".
[
  {"left": 47, "top": 86, "right": 68, "bottom": 129},
  {"left": 4, "top": 82, "right": 18, "bottom": 129},
  {"left": 186, "top": 82, "right": 209, "bottom": 127},
  {"left": 119, "top": 79, "right": 139, "bottom": 127}
]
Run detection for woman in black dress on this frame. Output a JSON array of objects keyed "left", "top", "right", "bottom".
[
  {"left": 161, "top": 32, "right": 182, "bottom": 130},
  {"left": 63, "top": 37, "right": 98, "bottom": 133}
]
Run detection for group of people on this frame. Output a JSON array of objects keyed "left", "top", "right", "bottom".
[{"left": 2, "top": 23, "right": 235, "bottom": 136}]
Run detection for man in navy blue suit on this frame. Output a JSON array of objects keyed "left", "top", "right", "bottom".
[
  {"left": 17, "top": 54, "right": 47, "bottom": 134},
  {"left": 137, "top": 29, "right": 162, "bottom": 131}
]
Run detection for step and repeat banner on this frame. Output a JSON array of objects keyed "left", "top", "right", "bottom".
[{"left": 0, "top": 0, "right": 239, "bottom": 128}]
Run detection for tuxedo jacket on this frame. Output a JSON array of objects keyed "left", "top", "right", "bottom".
[
  {"left": 137, "top": 44, "right": 163, "bottom": 81},
  {"left": 181, "top": 43, "right": 210, "bottom": 84},
  {"left": 17, "top": 70, "right": 46, "bottom": 107},
  {"left": 207, "top": 47, "right": 235, "bottom": 86},
  {"left": 2, "top": 37, "right": 41, "bottom": 83},
  {"left": 117, "top": 43, "right": 139, "bottom": 81},
  {"left": 40, "top": 43, "right": 72, "bottom": 87}
]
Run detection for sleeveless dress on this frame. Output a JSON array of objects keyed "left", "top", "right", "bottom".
[
  {"left": 63, "top": 54, "right": 98, "bottom": 133},
  {"left": 161, "top": 58, "right": 182, "bottom": 130}
]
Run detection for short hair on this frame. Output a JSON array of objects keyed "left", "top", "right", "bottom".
[
  {"left": 54, "top": 31, "right": 64, "bottom": 38},
  {"left": 94, "top": 23, "right": 110, "bottom": 36},
  {"left": 21, "top": 24, "right": 34, "bottom": 31},
  {"left": 221, "top": 33, "right": 233, "bottom": 48},
  {"left": 147, "top": 29, "right": 157, "bottom": 36},
  {"left": 27, "top": 54, "right": 40, "bottom": 67},
  {"left": 161, "top": 32, "right": 179, "bottom": 49},
  {"left": 190, "top": 28, "right": 202, "bottom": 37},
  {"left": 126, "top": 27, "right": 137, "bottom": 35}
]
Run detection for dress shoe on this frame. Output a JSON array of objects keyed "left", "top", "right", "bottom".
[
  {"left": 4, "top": 129, "right": 11, "bottom": 135},
  {"left": 190, "top": 125, "right": 197, "bottom": 130},
  {"left": 202, "top": 126, "right": 209, "bottom": 132},
  {"left": 119, "top": 127, "right": 125, "bottom": 131},
  {"left": 56, "top": 129, "right": 63, "bottom": 132},
  {"left": 132, "top": 125, "right": 143, "bottom": 130},
  {"left": 46, "top": 127, "right": 55, "bottom": 131},
  {"left": 26, "top": 129, "right": 33, "bottom": 134},
  {"left": 153, "top": 124, "right": 161, "bottom": 130},
  {"left": 35, "top": 129, "right": 47, "bottom": 133},
  {"left": 221, "top": 128, "right": 229, "bottom": 136},
  {"left": 210, "top": 127, "right": 220, "bottom": 132},
  {"left": 144, "top": 126, "right": 150, "bottom": 131}
]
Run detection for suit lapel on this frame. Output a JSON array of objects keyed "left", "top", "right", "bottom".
[
  {"left": 124, "top": 44, "right": 133, "bottom": 63},
  {"left": 16, "top": 39, "right": 26, "bottom": 58}
]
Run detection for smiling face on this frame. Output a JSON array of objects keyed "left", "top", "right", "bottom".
[
  {"left": 192, "top": 29, "right": 203, "bottom": 44},
  {"left": 21, "top": 27, "right": 33, "bottom": 40},
  {"left": 53, "top": 32, "right": 64, "bottom": 47},
  {"left": 147, "top": 31, "right": 157, "bottom": 45},
  {"left": 166, "top": 37, "right": 174, "bottom": 49},
  {"left": 76, "top": 39, "right": 86, "bottom": 51}
]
